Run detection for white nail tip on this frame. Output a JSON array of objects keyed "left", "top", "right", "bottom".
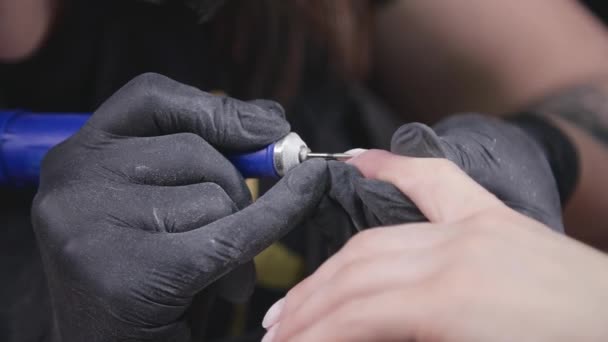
[{"left": 262, "top": 298, "right": 285, "bottom": 329}]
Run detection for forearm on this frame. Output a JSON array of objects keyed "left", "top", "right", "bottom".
[
  {"left": 373, "top": 0, "right": 608, "bottom": 122},
  {"left": 526, "top": 81, "right": 608, "bottom": 250},
  {"left": 0, "top": 0, "right": 58, "bottom": 61}
]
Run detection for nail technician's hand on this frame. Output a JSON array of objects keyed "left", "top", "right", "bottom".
[
  {"left": 31, "top": 73, "right": 330, "bottom": 341},
  {"left": 264, "top": 151, "right": 608, "bottom": 342}
]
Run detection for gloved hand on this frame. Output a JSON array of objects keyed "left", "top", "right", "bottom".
[
  {"left": 389, "top": 114, "right": 566, "bottom": 231},
  {"left": 310, "top": 114, "right": 570, "bottom": 254},
  {"left": 31, "top": 73, "right": 330, "bottom": 341}
]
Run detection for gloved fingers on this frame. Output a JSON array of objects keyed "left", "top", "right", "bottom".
[
  {"left": 430, "top": 115, "right": 565, "bottom": 231},
  {"left": 88, "top": 73, "right": 290, "bottom": 151},
  {"left": 175, "top": 159, "right": 330, "bottom": 292},
  {"left": 354, "top": 178, "right": 427, "bottom": 225},
  {"left": 107, "top": 133, "right": 251, "bottom": 208},
  {"left": 131, "top": 182, "right": 239, "bottom": 233},
  {"left": 306, "top": 196, "right": 358, "bottom": 256},
  {"left": 322, "top": 162, "right": 369, "bottom": 231},
  {"left": 324, "top": 161, "right": 426, "bottom": 230},
  {"left": 390, "top": 122, "right": 447, "bottom": 158},
  {"left": 141, "top": 183, "right": 257, "bottom": 303},
  {"left": 432, "top": 113, "right": 498, "bottom": 135}
]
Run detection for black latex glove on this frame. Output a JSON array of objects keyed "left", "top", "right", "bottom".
[
  {"left": 311, "top": 114, "right": 566, "bottom": 255},
  {"left": 31, "top": 73, "right": 330, "bottom": 341}
]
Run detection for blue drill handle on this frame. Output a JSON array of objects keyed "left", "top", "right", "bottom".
[
  {"left": 227, "top": 144, "right": 279, "bottom": 179},
  {"left": 0, "top": 110, "right": 278, "bottom": 187}
]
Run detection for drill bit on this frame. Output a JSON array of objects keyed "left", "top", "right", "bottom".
[{"left": 305, "top": 152, "right": 353, "bottom": 161}]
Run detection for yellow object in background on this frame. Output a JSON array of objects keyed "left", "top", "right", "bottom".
[
  {"left": 255, "top": 242, "right": 305, "bottom": 289},
  {"left": 245, "top": 179, "right": 259, "bottom": 200}
]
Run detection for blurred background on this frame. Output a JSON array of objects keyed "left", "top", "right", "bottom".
[{"left": 2, "top": 0, "right": 608, "bottom": 341}]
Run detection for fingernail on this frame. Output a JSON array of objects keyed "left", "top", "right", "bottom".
[
  {"left": 262, "top": 298, "right": 285, "bottom": 329},
  {"left": 261, "top": 323, "right": 280, "bottom": 342},
  {"left": 345, "top": 148, "right": 368, "bottom": 157},
  {"left": 345, "top": 148, "right": 369, "bottom": 165}
]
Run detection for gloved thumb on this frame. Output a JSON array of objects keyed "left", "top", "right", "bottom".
[
  {"left": 390, "top": 122, "right": 447, "bottom": 158},
  {"left": 175, "top": 159, "right": 330, "bottom": 294}
]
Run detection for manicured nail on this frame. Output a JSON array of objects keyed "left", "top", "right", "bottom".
[
  {"left": 262, "top": 298, "right": 285, "bottom": 329},
  {"left": 261, "top": 323, "right": 280, "bottom": 342},
  {"left": 345, "top": 148, "right": 368, "bottom": 157}
]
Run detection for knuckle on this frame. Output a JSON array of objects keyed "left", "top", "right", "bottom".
[
  {"left": 190, "top": 237, "right": 243, "bottom": 272},
  {"left": 31, "top": 190, "right": 68, "bottom": 232},
  {"left": 164, "top": 133, "right": 210, "bottom": 168},
  {"left": 247, "top": 99, "right": 286, "bottom": 119},
  {"left": 60, "top": 235, "right": 86, "bottom": 262},
  {"left": 129, "top": 72, "right": 166, "bottom": 88},
  {"left": 173, "top": 132, "right": 206, "bottom": 149},
  {"left": 123, "top": 73, "right": 169, "bottom": 106},
  {"left": 199, "top": 183, "right": 237, "bottom": 217},
  {"left": 31, "top": 192, "right": 55, "bottom": 224}
]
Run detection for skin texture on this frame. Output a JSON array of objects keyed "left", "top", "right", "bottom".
[{"left": 263, "top": 151, "right": 608, "bottom": 342}]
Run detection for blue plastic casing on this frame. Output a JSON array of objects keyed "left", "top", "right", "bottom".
[
  {"left": 0, "top": 111, "right": 90, "bottom": 187},
  {"left": 0, "top": 110, "right": 280, "bottom": 187},
  {"left": 227, "top": 143, "right": 279, "bottom": 179}
]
